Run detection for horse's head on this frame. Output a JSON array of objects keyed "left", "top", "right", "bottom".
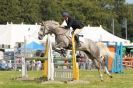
[{"left": 38, "top": 20, "right": 60, "bottom": 40}]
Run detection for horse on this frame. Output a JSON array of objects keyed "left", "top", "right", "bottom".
[{"left": 38, "top": 20, "right": 113, "bottom": 81}]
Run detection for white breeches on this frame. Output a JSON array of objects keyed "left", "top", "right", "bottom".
[{"left": 74, "top": 28, "right": 82, "bottom": 35}]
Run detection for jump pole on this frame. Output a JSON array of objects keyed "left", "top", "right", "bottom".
[
  {"left": 42, "top": 35, "right": 48, "bottom": 78},
  {"left": 43, "top": 34, "right": 79, "bottom": 80},
  {"left": 72, "top": 34, "right": 79, "bottom": 80},
  {"left": 43, "top": 34, "right": 54, "bottom": 80},
  {"left": 21, "top": 57, "right": 28, "bottom": 78}
]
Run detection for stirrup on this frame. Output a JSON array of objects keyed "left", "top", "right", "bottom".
[{"left": 78, "top": 35, "right": 84, "bottom": 37}]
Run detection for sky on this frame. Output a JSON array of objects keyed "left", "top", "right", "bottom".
[{"left": 126, "top": 0, "right": 133, "bottom": 4}]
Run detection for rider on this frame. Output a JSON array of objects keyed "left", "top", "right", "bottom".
[{"left": 62, "top": 12, "right": 84, "bottom": 46}]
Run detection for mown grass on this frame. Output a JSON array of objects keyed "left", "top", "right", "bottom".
[{"left": 0, "top": 69, "right": 133, "bottom": 88}]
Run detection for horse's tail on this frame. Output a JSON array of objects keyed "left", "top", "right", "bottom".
[
  {"left": 97, "top": 42, "right": 115, "bottom": 59},
  {"left": 106, "top": 49, "right": 115, "bottom": 59}
]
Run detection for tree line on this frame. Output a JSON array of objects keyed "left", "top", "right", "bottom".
[{"left": 0, "top": 0, "right": 132, "bottom": 41}]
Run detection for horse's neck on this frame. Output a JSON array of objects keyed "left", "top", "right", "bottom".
[{"left": 54, "top": 27, "right": 70, "bottom": 36}]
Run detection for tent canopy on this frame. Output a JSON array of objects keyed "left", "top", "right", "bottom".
[
  {"left": 79, "top": 26, "right": 130, "bottom": 44},
  {"left": 21, "top": 41, "right": 44, "bottom": 51}
]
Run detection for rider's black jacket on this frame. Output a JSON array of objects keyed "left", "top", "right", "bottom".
[{"left": 64, "top": 17, "right": 84, "bottom": 31}]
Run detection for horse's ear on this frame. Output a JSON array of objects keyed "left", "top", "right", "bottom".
[{"left": 39, "top": 22, "right": 42, "bottom": 25}]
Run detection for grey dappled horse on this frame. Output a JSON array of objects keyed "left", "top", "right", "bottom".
[{"left": 38, "top": 20, "right": 113, "bottom": 81}]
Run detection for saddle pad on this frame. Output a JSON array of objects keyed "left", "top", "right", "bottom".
[{"left": 79, "top": 37, "right": 86, "bottom": 43}]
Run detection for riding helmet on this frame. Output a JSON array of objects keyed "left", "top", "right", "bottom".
[{"left": 62, "top": 12, "right": 70, "bottom": 17}]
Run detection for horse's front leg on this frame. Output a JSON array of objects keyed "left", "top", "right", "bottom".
[
  {"left": 55, "top": 42, "right": 68, "bottom": 49},
  {"left": 53, "top": 42, "right": 68, "bottom": 56},
  {"left": 93, "top": 59, "right": 103, "bottom": 81}
]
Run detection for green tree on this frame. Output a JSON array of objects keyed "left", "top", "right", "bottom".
[
  {"left": 19, "top": 0, "right": 41, "bottom": 24},
  {"left": 40, "top": 0, "right": 62, "bottom": 22},
  {"left": 0, "top": 0, "right": 41, "bottom": 24},
  {"left": 127, "top": 4, "right": 133, "bottom": 41},
  {"left": 0, "top": 0, "right": 20, "bottom": 24}
]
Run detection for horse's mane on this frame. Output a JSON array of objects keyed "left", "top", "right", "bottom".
[{"left": 42, "top": 20, "right": 60, "bottom": 27}]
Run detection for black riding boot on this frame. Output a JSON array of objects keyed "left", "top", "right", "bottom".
[{"left": 75, "top": 35, "right": 81, "bottom": 47}]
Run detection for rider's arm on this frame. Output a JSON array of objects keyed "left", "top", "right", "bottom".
[
  {"left": 64, "top": 19, "right": 73, "bottom": 29},
  {"left": 60, "top": 20, "right": 67, "bottom": 27}
]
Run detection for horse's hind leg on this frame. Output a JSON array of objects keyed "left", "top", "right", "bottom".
[
  {"left": 93, "top": 59, "right": 103, "bottom": 81},
  {"left": 103, "top": 57, "right": 113, "bottom": 78},
  {"left": 104, "top": 66, "right": 113, "bottom": 78}
]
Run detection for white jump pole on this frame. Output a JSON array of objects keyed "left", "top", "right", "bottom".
[
  {"left": 21, "top": 36, "right": 28, "bottom": 79},
  {"left": 47, "top": 34, "right": 54, "bottom": 80},
  {"left": 22, "top": 57, "right": 28, "bottom": 78}
]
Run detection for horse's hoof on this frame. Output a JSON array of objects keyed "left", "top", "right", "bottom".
[
  {"left": 110, "top": 75, "right": 113, "bottom": 78},
  {"left": 101, "top": 79, "right": 104, "bottom": 82},
  {"left": 100, "top": 78, "right": 104, "bottom": 82}
]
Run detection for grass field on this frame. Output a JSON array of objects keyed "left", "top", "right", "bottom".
[{"left": 0, "top": 69, "right": 133, "bottom": 88}]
